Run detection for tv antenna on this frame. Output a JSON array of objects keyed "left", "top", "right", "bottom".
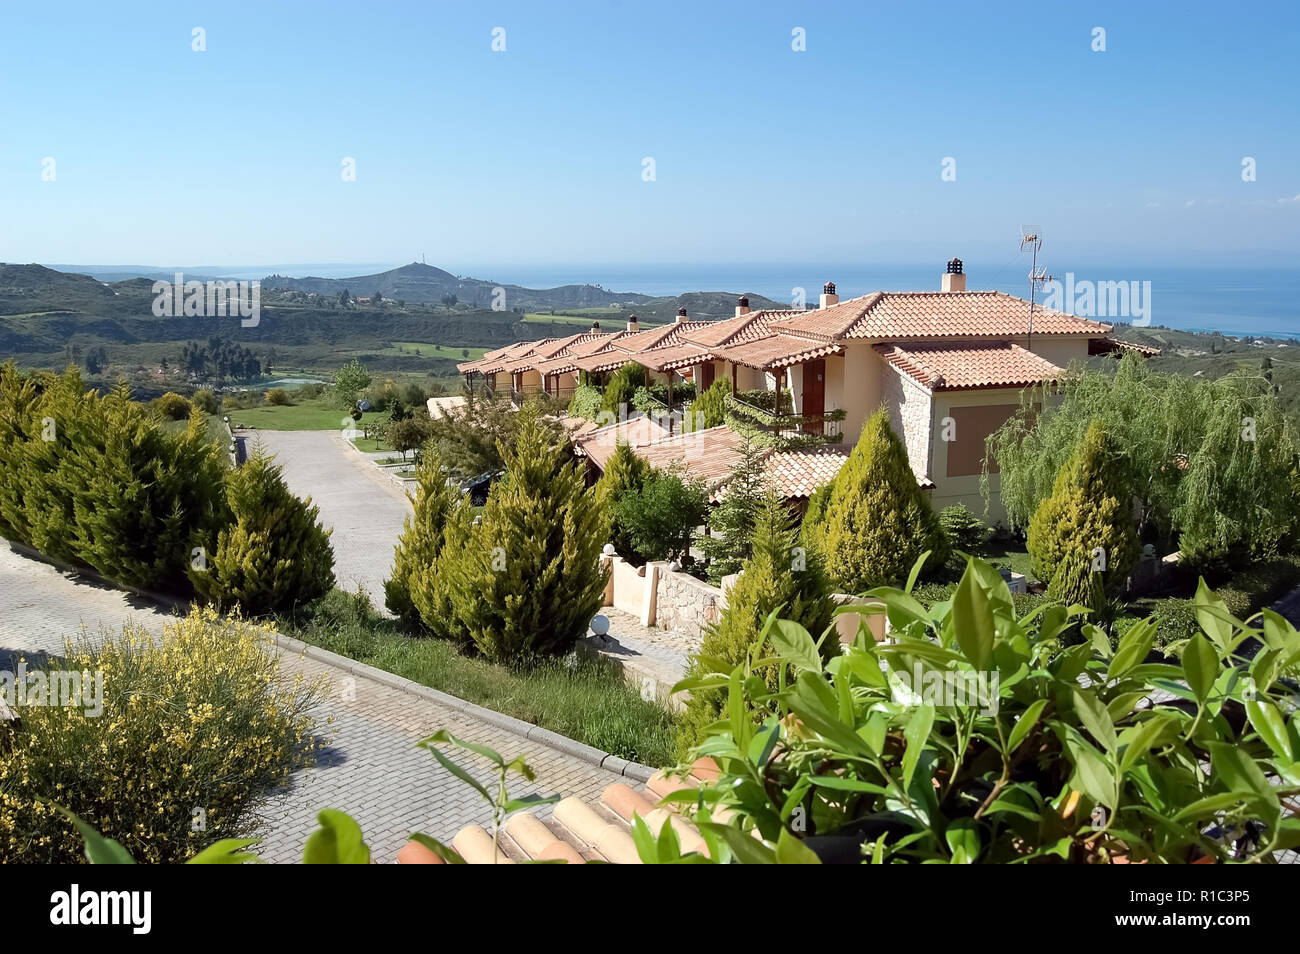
[{"left": 1019, "top": 227, "right": 1052, "bottom": 348}]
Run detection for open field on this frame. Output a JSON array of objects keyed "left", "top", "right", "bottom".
[{"left": 228, "top": 397, "right": 387, "bottom": 431}]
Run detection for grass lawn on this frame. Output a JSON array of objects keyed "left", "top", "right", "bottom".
[
  {"left": 522, "top": 312, "right": 615, "bottom": 327},
  {"left": 350, "top": 435, "right": 395, "bottom": 453},
  {"left": 278, "top": 589, "right": 676, "bottom": 767},
  {"left": 228, "top": 397, "right": 386, "bottom": 432}
]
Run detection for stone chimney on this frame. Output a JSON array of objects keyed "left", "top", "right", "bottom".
[
  {"left": 941, "top": 258, "right": 966, "bottom": 293},
  {"left": 675, "top": 307, "right": 689, "bottom": 323},
  {"left": 626, "top": 314, "right": 639, "bottom": 332},
  {"left": 819, "top": 282, "right": 839, "bottom": 309},
  {"left": 735, "top": 296, "right": 750, "bottom": 318}
]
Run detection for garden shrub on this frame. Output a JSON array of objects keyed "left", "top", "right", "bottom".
[
  {"left": 151, "top": 391, "right": 191, "bottom": 420},
  {"left": 612, "top": 469, "right": 709, "bottom": 564},
  {"left": 386, "top": 452, "right": 466, "bottom": 631},
  {"left": 1027, "top": 421, "right": 1140, "bottom": 607},
  {"left": 567, "top": 383, "right": 602, "bottom": 421},
  {"left": 809, "top": 408, "right": 948, "bottom": 593},
  {"left": 676, "top": 493, "right": 837, "bottom": 756},
  {"left": 596, "top": 441, "right": 650, "bottom": 555},
  {"left": 190, "top": 453, "right": 335, "bottom": 615},
  {"left": 667, "top": 557, "right": 1300, "bottom": 864},
  {"left": 0, "top": 369, "right": 229, "bottom": 591},
  {"left": 940, "top": 504, "right": 990, "bottom": 554},
  {"left": 440, "top": 404, "right": 610, "bottom": 664},
  {"left": 685, "top": 377, "right": 730, "bottom": 431},
  {"left": 264, "top": 387, "right": 293, "bottom": 406},
  {"left": 191, "top": 389, "right": 218, "bottom": 413},
  {"left": 601, "top": 363, "right": 641, "bottom": 415},
  {"left": 0, "top": 608, "right": 321, "bottom": 863}
]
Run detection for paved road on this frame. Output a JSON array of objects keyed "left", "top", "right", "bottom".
[
  {"left": 0, "top": 545, "right": 628, "bottom": 863},
  {"left": 243, "top": 429, "right": 412, "bottom": 605}
]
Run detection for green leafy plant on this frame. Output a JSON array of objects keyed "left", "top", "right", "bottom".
[
  {"left": 676, "top": 493, "right": 838, "bottom": 756},
  {"left": 668, "top": 556, "right": 1300, "bottom": 863},
  {"left": 612, "top": 469, "right": 709, "bottom": 563}
]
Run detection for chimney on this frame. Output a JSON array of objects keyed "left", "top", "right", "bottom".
[
  {"left": 591, "top": 320, "right": 601, "bottom": 332},
  {"left": 734, "top": 296, "right": 751, "bottom": 318},
  {"left": 941, "top": 258, "right": 966, "bottom": 293},
  {"left": 819, "top": 281, "right": 839, "bottom": 309},
  {"left": 626, "top": 314, "right": 639, "bottom": 332},
  {"left": 675, "top": 307, "right": 689, "bottom": 323}
]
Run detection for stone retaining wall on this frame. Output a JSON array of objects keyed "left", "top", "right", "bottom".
[{"left": 651, "top": 563, "right": 725, "bottom": 641}]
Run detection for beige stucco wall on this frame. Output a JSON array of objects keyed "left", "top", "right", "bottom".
[
  {"left": 840, "top": 341, "right": 882, "bottom": 442},
  {"left": 927, "top": 387, "right": 1029, "bottom": 525}
]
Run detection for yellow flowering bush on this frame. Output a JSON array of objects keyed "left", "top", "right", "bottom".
[{"left": 0, "top": 607, "right": 321, "bottom": 863}]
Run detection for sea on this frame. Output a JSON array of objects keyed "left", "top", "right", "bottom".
[{"left": 467, "top": 263, "right": 1300, "bottom": 341}]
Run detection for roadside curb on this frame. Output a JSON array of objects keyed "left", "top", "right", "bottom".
[
  {"left": 270, "top": 631, "right": 658, "bottom": 780},
  {"left": 4, "top": 541, "right": 658, "bottom": 780}
]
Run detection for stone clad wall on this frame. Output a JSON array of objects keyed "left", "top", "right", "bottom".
[
  {"left": 652, "top": 564, "right": 725, "bottom": 640},
  {"left": 881, "top": 364, "right": 933, "bottom": 479}
]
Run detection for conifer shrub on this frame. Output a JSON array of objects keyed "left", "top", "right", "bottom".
[
  {"left": 809, "top": 408, "right": 948, "bottom": 593},
  {"left": 696, "top": 433, "right": 768, "bottom": 584},
  {"left": 0, "top": 368, "right": 228, "bottom": 591},
  {"left": 1027, "top": 420, "right": 1139, "bottom": 607},
  {"left": 685, "top": 377, "right": 731, "bottom": 431},
  {"left": 601, "top": 363, "right": 641, "bottom": 415},
  {"left": 596, "top": 441, "right": 650, "bottom": 555},
  {"left": 385, "top": 451, "right": 465, "bottom": 631},
  {"left": 940, "top": 504, "right": 990, "bottom": 554},
  {"left": 676, "top": 493, "right": 837, "bottom": 755},
  {"left": 440, "top": 404, "right": 610, "bottom": 664},
  {"left": 191, "top": 389, "right": 219, "bottom": 414},
  {"left": 190, "top": 453, "right": 335, "bottom": 615}
]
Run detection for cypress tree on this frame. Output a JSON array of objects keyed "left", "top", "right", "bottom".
[
  {"left": 812, "top": 407, "right": 948, "bottom": 593},
  {"left": 191, "top": 453, "right": 335, "bottom": 615},
  {"left": 677, "top": 492, "right": 837, "bottom": 755},
  {"left": 442, "top": 404, "right": 610, "bottom": 664},
  {"left": 696, "top": 432, "right": 768, "bottom": 584},
  {"left": 1027, "top": 420, "right": 1139, "bottom": 605},
  {"left": 595, "top": 440, "right": 650, "bottom": 555}
]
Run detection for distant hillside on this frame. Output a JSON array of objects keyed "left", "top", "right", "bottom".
[{"left": 262, "top": 261, "right": 653, "bottom": 309}]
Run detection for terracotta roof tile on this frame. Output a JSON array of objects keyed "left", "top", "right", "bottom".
[
  {"left": 713, "top": 334, "right": 843, "bottom": 371},
  {"left": 873, "top": 341, "right": 1063, "bottom": 391}
]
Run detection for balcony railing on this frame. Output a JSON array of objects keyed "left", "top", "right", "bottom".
[{"left": 724, "top": 391, "right": 845, "bottom": 448}]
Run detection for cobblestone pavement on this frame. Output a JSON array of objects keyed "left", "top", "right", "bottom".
[
  {"left": 0, "top": 545, "right": 629, "bottom": 863},
  {"left": 241, "top": 429, "right": 413, "bottom": 603}
]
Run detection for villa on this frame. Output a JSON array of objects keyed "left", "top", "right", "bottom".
[{"left": 458, "top": 260, "right": 1154, "bottom": 521}]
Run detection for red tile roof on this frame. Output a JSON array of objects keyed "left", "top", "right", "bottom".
[
  {"left": 873, "top": 341, "right": 1063, "bottom": 391},
  {"left": 773, "top": 291, "right": 1110, "bottom": 341},
  {"left": 713, "top": 334, "right": 843, "bottom": 371}
]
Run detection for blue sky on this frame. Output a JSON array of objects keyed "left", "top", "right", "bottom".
[{"left": 1, "top": 0, "right": 1297, "bottom": 270}]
